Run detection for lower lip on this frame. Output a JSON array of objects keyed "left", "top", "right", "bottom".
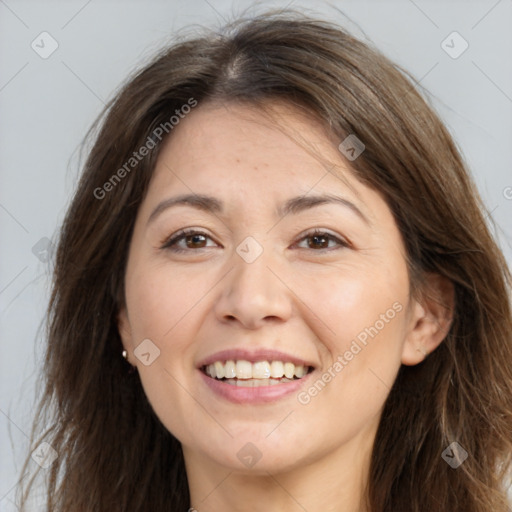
[{"left": 199, "top": 370, "right": 313, "bottom": 404}]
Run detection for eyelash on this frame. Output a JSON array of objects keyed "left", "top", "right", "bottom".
[{"left": 160, "top": 228, "right": 349, "bottom": 253}]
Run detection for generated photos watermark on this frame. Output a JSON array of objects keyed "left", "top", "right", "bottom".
[
  {"left": 297, "top": 301, "right": 403, "bottom": 405},
  {"left": 93, "top": 97, "right": 198, "bottom": 200},
  {"left": 441, "top": 441, "right": 469, "bottom": 469},
  {"left": 31, "top": 442, "right": 58, "bottom": 469},
  {"left": 440, "top": 31, "right": 469, "bottom": 59},
  {"left": 134, "top": 338, "right": 161, "bottom": 366},
  {"left": 237, "top": 442, "right": 263, "bottom": 468},
  {"left": 338, "top": 134, "right": 365, "bottom": 161}
]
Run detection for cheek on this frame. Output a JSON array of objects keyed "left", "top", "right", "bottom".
[
  {"left": 294, "top": 265, "right": 408, "bottom": 419},
  {"left": 125, "top": 262, "right": 213, "bottom": 343},
  {"left": 294, "top": 258, "right": 408, "bottom": 351},
  {"left": 124, "top": 265, "right": 207, "bottom": 442}
]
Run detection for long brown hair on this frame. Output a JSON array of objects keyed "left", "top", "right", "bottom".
[{"left": 18, "top": 10, "right": 512, "bottom": 511}]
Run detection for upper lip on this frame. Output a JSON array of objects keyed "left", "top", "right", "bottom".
[{"left": 196, "top": 348, "right": 316, "bottom": 369}]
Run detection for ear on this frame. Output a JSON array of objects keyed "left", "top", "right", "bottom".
[
  {"left": 117, "top": 306, "right": 134, "bottom": 362},
  {"left": 401, "top": 273, "right": 454, "bottom": 366}
]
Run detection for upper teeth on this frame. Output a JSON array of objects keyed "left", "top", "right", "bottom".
[{"left": 204, "top": 360, "right": 309, "bottom": 379}]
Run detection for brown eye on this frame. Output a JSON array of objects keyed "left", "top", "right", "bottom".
[
  {"left": 296, "top": 230, "right": 348, "bottom": 251},
  {"left": 307, "top": 234, "right": 330, "bottom": 249},
  {"left": 161, "top": 229, "right": 217, "bottom": 253},
  {"left": 185, "top": 233, "right": 207, "bottom": 248}
]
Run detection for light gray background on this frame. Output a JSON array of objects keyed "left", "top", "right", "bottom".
[{"left": 1, "top": 0, "right": 511, "bottom": 509}]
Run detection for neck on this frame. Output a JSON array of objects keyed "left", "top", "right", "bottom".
[{"left": 183, "top": 430, "right": 374, "bottom": 512}]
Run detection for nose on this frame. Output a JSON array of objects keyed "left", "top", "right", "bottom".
[{"left": 213, "top": 247, "right": 293, "bottom": 330}]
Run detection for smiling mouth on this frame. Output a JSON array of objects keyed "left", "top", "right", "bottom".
[{"left": 201, "top": 359, "right": 314, "bottom": 386}]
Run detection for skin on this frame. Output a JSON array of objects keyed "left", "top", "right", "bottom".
[{"left": 117, "top": 101, "right": 453, "bottom": 512}]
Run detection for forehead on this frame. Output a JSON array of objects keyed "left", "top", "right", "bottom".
[{"left": 149, "top": 101, "right": 361, "bottom": 198}]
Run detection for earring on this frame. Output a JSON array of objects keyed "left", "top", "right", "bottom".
[{"left": 122, "top": 349, "right": 136, "bottom": 373}]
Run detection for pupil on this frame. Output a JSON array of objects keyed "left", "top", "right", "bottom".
[
  {"left": 187, "top": 234, "right": 205, "bottom": 248},
  {"left": 310, "top": 235, "right": 327, "bottom": 248}
]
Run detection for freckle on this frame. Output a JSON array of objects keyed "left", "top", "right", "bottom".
[{"left": 236, "top": 158, "right": 240, "bottom": 163}]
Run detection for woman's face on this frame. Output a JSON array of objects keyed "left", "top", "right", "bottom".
[{"left": 118, "top": 101, "right": 427, "bottom": 475}]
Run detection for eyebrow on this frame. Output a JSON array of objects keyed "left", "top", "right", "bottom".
[{"left": 147, "top": 193, "right": 371, "bottom": 226}]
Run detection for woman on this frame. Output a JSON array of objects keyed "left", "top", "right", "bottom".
[{"left": 19, "top": 10, "right": 512, "bottom": 512}]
